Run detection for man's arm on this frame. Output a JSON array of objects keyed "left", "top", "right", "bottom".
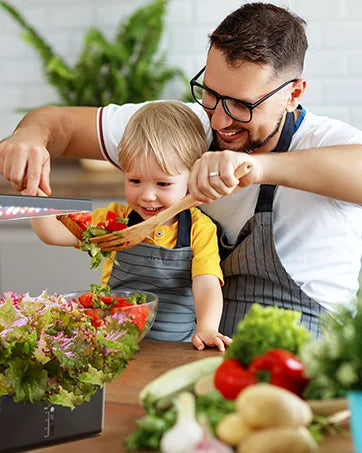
[
  {"left": 0, "top": 106, "right": 101, "bottom": 195},
  {"left": 188, "top": 146, "right": 362, "bottom": 205}
]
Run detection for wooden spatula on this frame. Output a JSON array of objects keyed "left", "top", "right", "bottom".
[{"left": 90, "top": 161, "right": 253, "bottom": 252}]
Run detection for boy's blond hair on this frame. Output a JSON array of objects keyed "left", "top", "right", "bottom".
[{"left": 118, "top": 101, "right": 207, "bottom": 175}]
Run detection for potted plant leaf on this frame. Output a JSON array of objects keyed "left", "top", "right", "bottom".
[
  {"left": 0, "top": 0, "right": 189, "bottom": 107},
  {"left": 0, "top": 0, "right": 191, "bottom": 170}
]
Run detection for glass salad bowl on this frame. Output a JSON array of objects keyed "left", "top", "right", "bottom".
[{"left": 63, "top": 289, "right": 158, "bottom": 341}]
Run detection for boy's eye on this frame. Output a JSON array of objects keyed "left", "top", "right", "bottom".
[
  {"left": 129, "top": 178, "right": 141, "bottom": 184},
  {"left": 157, "top": 182, "right": 172, "bottom": 187}
]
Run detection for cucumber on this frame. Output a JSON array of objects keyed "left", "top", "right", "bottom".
[
  {"left": 88, "top": 227, "right": 108, "bottom": 236},
  {"left": 140, "top": 356, "right": 223, "bottom": 412}
]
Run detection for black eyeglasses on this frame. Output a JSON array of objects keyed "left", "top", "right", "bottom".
[{"left": 190, "top": 66, "right": 298, "bottom": 123}]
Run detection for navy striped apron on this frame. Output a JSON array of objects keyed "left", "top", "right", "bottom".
[
  {"left": 107, "top": 210, "right": 195, "bottom": 341},
  {"left": 219, "top": 112, "right": 325, "bottom": 337}
]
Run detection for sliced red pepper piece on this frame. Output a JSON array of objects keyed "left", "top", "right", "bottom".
[
  {"left": 105, "top": 210, "right": 128, "bottom": 232},
  {"left": 214, "top": 358, "right": 257, "bottom": 400}
]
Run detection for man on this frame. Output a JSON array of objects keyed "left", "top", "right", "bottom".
[{"left": 0, "top": 3, "right": 361, "bottom": 335}]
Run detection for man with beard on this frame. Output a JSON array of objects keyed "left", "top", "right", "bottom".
[{"left": 0, "top": 3, "right": 361, "bottom": 336}]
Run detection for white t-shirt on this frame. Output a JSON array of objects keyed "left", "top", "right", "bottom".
[{"left": 97, "top": 102, "right": 362, "bottom": 312}]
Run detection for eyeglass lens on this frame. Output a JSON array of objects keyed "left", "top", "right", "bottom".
[{"left": 191, "top": 85, "right": 252, "bottom": 122}]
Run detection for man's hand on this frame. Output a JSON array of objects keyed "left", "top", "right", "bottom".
[
  {"left": 187, "top": 150, "right": 261, "bottom": 204},
  {"left": 0, "top": 136, "right": 51, "bottom": 196}
]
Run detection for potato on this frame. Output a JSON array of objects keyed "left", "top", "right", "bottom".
[
  {"left": 236, "top": 383, "right": 312, "bottom": 428},
  {"left": 194, "top": 374, "right": 215, "bottom": 396},
  {"left": 216, "top": 412, "right": 252, "bottom": 446},
  {"left": 237, "top": 426, "right": 318, "bottom": 453}
]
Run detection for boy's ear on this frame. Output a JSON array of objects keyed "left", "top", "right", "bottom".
[{"left": 286, "top": 79, "right": 306, "bottom": 112}]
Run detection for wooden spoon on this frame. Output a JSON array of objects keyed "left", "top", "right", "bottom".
[{"left": 90, "top": 161, "right": 252, "bottom": 252}]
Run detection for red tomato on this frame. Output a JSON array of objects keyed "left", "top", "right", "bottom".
[
  {"left": 214, "top": 358, "right": 257, "bottom": 399},
  {"left": 69, "top": 213, "right": 92, "bottom": 231},
  {"left": 78, "top": 293, "right": 94, "bottom": 308}
]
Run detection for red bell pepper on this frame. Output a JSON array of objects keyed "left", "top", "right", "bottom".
[
  {"left": 248, "top": 349, "right": 309, "bottom": 396},
  {"left": 214, "top": 358, "right": 257, "bottom": 400}
]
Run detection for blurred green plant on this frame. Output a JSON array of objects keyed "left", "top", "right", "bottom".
[{"left": 0, "top": 0, "right": 191, "bottom": 107}]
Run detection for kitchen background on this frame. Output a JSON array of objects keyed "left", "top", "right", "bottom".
[{"left": 0, "top": 0, "right": 361, "bottom": 295}]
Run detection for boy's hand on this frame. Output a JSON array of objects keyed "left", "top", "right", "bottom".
[{"left": 192, "top": 329, "right": 232, "bottom": 352}]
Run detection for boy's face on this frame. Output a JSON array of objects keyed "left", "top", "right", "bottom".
[{"left": 124, "top": 158, "right": 189, "bottom": 225}]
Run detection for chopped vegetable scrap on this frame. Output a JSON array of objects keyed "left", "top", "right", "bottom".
[{"left": 69, "top": 210, "right": 128, "bottom": 269}]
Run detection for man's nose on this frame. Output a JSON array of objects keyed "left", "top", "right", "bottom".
[{"left": 209, "top": 101, "right": 234, "bottom": 131}]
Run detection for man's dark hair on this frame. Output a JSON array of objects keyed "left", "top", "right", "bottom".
[{"left": 209, "top": 3, "right": 308, "bottom": 77}]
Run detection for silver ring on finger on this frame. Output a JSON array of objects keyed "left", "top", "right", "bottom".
[{"left": 209, "top": 171, "right": 219, "bottom": 178}]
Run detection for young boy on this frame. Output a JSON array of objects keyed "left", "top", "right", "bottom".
[{"left": 31, "top": 101, "right": 231, "bottom": 351}]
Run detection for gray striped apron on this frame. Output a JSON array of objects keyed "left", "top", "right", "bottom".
[
  {"left": 218, "top": 111, "right": 325, "bottom": 338},
  {"left": 107, "top": 210, "right": 195, "bottom": 341}
]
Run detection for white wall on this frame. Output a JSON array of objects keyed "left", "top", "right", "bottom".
[{"left": 0, "top": 0, "right": 362, "bottom": 139}]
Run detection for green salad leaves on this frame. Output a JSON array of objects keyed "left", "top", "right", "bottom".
[
  {"left": 0, "top": 291, "right": 139, "bottom": 408},
  {"left": 225, "top": 304, "right": 311, "bottom": 365}
]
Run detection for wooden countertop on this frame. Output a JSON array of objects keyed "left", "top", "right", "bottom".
[
  {"left": 30, "top": 340, "right": 354, "bottom": 453},
  {"left": 0, "top": 159, "right": 125, "bottom": 199}
]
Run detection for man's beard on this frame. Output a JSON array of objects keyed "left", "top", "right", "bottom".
[{"left": 212, "top": 111, "right": 285, "bottom": 153}]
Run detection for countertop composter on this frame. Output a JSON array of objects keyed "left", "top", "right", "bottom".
[{"left": 0, "top": 193, "right": 105, "bottom": 452}]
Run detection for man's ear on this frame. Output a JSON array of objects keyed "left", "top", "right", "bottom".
[{"left": 286, "top": 79, "right": 306, "bottom": 111}]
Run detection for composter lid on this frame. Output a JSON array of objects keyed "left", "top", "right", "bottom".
[{"left": 0, "top": 194, "right": 92, "bottom": 221}]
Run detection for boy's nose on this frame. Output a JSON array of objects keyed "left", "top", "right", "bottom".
[{"left": 140, "top": 187, "right": 157, "bottom": 201}]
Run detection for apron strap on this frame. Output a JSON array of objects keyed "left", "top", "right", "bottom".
[
  {"left": 127, "top": 209, "right": 191, "bottom": 248},
  {"left": 255, "top": 111, "right": 296, "bottom": 214},
  {"left": 175, "top": 209, "right": 192, "bottom": 248}
]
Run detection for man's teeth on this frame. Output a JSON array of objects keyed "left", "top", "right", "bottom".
[{"left": 220, "top": 131, "right": 239, "bottom": 136}]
